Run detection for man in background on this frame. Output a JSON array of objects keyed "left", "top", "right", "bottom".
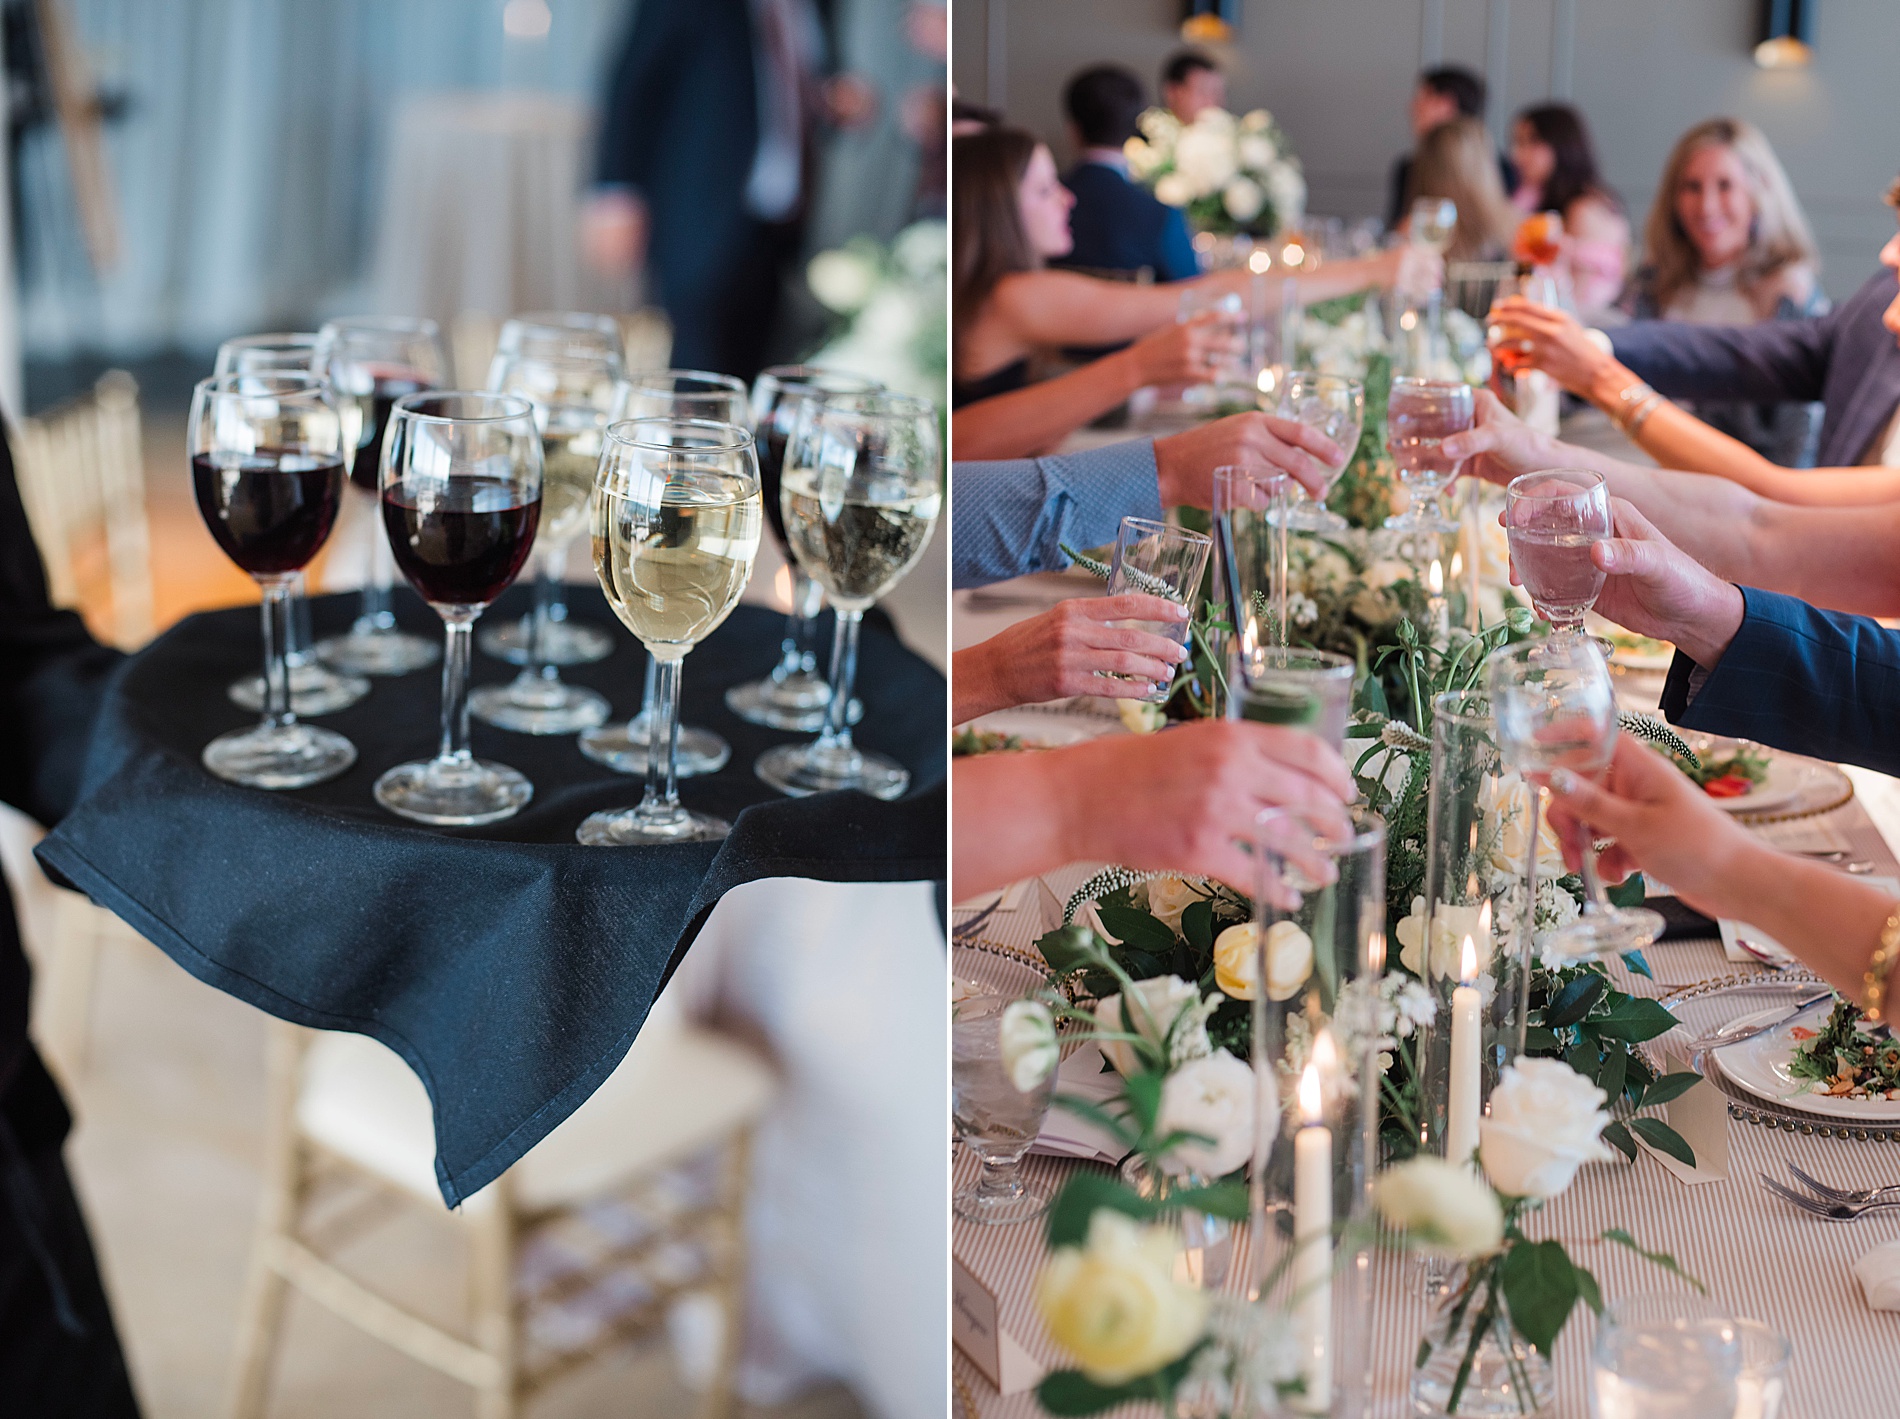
[
  {"left": 1159, "top": 49, "right": 1224, "bottom": 124},
  {"left": 1385, "top": 65, "right": 1515, "bottom": 229},
  {"left": 1055, "top": 64, "right": 1199, "bottom": 282},
  {"left": 579, "top": 0, "right": 875, "bottom": 381}
]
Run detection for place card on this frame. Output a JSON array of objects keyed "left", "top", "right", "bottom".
[
  {"left": 952, "top": 1256, "right": 1047, "bottom": 1393},
  {"left": 1030, "top": 1041, "right": 1131, "bottom": 1163},
  {"left": 1638, "top": 1045, "right": 1729, "bottom": 1185}
]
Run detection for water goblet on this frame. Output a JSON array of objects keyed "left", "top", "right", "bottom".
[
  {"left": 373, "top": 394, "right": 543, "bottom": 825},
  {"left": 1589, "top": 1294, "right": 1743, "bottom": 1419},
  {"left": 188, "top": 374, "right": 357, "bottom": 788},
  {"left": 577, "top": 418, "right": 762, "bottom": 845},
  {"left": 1385, "top": 376, "right": 1473, "bottom": 534},
  {"left": 754, "top": 392, "right": 941, "bottom": 800},
  {"left": 725, "top": 366, "right": 882, "bottom": 732},
  {"left": 214, "top": 332, "right": 370, "bottom": 717},
  {"left": 311, "top": 316, "right": 449, "bottom": 676},
  {"left": 1274, "top": 370, "right": 1363, "bottom": 532},
  {"left": 1505, "top": 468, "right": 1611, "bottom": 638},
  {"left": 952, "top": 994, "right": 1055, "bottom": 1225},
  {"left": 1485, "top": 638, "right": 1664, "bottom": 961}
]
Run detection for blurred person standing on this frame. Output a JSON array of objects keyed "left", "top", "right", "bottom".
[
  {"left": 580, "top": 0, "right": 875, "bottom": 381},
  {"left": 1159, "top": 49, "right": 1224, "bottom": 123},
  {"left": 1619, "top": 118, "right": 1827, "bottom": 464},
  {"left": 1405, "top": 116, "right": 1520, "bottom": 261},
  {"left": 1508, "top": 102, "right": 1631, "bottom": 317},
  {"left": 1386, "top": 65, "right": 1513, "bottom": 230},
  {"left": 1054, "top": 64, "right": 1199, "bottom": 282}
]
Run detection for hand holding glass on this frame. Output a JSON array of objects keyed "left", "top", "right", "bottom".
[
  {"left": 1274, "top": 370, "right": 1364, "bottom": 532},
  {"left": 1505, "top": 468, "right": 1610, "bottom": 636},
  {"left": 1104, "top": 517, "right": 1210, "bottom": 705},
  {"left": 1385, "top": 376, "right": 1473, "bottom": 533}
]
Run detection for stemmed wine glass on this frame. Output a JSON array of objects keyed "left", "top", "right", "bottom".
[
  {"left": 1384, "top": 376, "right": 1473, "bottom": 534},
  {"left": 188, "top": 374, "right": 356, "bottom": 788},
  {"left": 468, "top": 352, "right": 629, "bottom": 736},
  {"left": 214, "top": 333, "right": 369, "bottom": 718},
  {"left": 1504, "top": 468, "right": 1610, "bottom": 638},
  {"left": 577, "top": 418, "right": 762, "bottom": 846},
  {"left": 1409, "top": 197, "right": 1457, "bottom": 254},
  {"left": 478, "top": 312, "right": 626, "bottom": 669},
  {"left": 374, "top": 394, "right": 543, "bottom": 826},
  {"left": 577, "top": 370, "right": 752, "bottom": 779},
  {"left": 755, "top": 391, "right": 941, "bottom": 801},
  {"left": 311, "top": 316, "right": 448, "bottom": 676},
  {"left": 952, "top": 994, "right": 1056, "bottom": 1225},
  {"left": 726, "top": 365, "right": 882, "bottom": 732},
  {"left": 1273, "top": 370, "right": 1364, "bottom": 532},
  {"left": 1485, "top": 638, "right": 1664, "bottom": 961}
]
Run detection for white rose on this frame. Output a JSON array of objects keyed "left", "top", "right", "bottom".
[
  {"left": 1238, "top": 133, "right": 1277, "bottom": 171},
  {"left": 805, "top": 248, "right": 878, "bottom": 314},
  {"left": 1479, "top": 771, "right": 1568, "bottom": 879},
  {"left": 1173, "top": 126, "right": 1238, "bottom": 192},
  {"left": 999, "top": 999, "right": 1058, "bottom": 1092},
  {"left": 1154, "top": 172, "right": 1195, "bottom": 208},
  {"left": 1037, "top": 1209, "right": 1209, "bottom": 1385},
  {"left": 1479, "top": 1057, "right": 1616, "bottom": 1200},
  {"left": 1239, "top": 108, "right": 1272, "bottom": 133},
  {"left": 1123, "top": 136, "right": 1160, "bottom": 180},
  {"left": 1210, "top": 919, "right": 1310, "bottom": 1002},
  {"left": 1137, "top": 107, "right": 1181, "bottom": 144},
  {"left": 1222, "top": 176, "right": 1265, "bottom": 223},
  {"left": 1195, "top": 106, "right": 1237, "bottom": 134},
  {"left": 1303, "top": 548, "right": 1354, "bottom": 594},
  {"left": 891, "top": 219, "right": 945, "bottom": 277},
  {"left": 1394, "top": 896, "right": 1494, "bottom": 982},
  {"left": 1094, "top": 976, "right": 1210, "bottom": 1077},
  {"left": 1265, "top": 163, "right": 1306, "bottom": 227},
  {"left": 1144, "top": 876, "right": 1200, "bottom": 935},
  {"left": 1374, "top": 1156, "right": 1505, "bottom": 1259},
  {"left": 1212, "top": 922, "right": 1259, "bottom": 999},
  {"left": 1155, "top": 1050, "right": 1255, "bottom": 1178}
]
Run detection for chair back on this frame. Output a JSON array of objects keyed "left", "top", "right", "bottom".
[{"left": 1445, "top": 260, "right": 1518, "bottom": 321}]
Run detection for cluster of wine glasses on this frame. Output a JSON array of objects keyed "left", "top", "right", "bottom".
[{"left": 189, "top": 316, "right": 941, "bottom": 843}]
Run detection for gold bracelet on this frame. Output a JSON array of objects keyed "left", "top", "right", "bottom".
[{"left": 1862, "top": 906, "right": 1900, "bottom": 1026}]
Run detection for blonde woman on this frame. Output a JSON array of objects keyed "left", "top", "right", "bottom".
[
  {"left": 1407, "top": 116, "right": 1519, "bottom": 261},
  {"left": 1621, "top": 118, "right": 1826, "bottom": 462}
]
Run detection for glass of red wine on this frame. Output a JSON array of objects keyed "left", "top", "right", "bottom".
[
  {"left": 311, "top": 316, "right": 449, "bottom": 677},
  {"left": 1504, "top": 468, "right": 1610, "bottom": 638},
  {"left": 214, "top": 333, "right": 370, "bottom": 719},
  {"left": 477, "top": 313, "right": 626, "bottom": 671},
  {"left": 577, "top": 369, "right": 754, "bottom": 779},
  {"left": 725, "top": 365, "right": 881, "bottom": 733},
  {"left": 373, "top": 393, "right": 544, "bottom": 826},
  {"left": 188, "top": 374, "right": 357, "bottom": 789},
  {"left": 1384, "top": 375, "right": 1473, "bottom": 535}
]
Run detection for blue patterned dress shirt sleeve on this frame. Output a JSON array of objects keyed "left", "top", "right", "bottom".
[{"left": 951, "top": 440, "right": 1165, "bottom": 589}]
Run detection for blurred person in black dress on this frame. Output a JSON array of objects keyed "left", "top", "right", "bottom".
[
  {"left": 580, "top": 0, "right": 875, "bottom": 381},
  {"left": 0, "top": 432, "right": 139, "bottom": 1414}
]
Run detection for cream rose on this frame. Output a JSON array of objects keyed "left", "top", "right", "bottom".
[
  {"left": 1479, "top": 771, "right": 1568, "bottom": 879},
  {"left": 1154, "top": 172, "right": 1195, "bottom": 208},
  {"left": 1222, "top": 176, "right": 1265, "bottom": 223},
  {"left": 1479, "top": 1057, "right": 1615, "bottom": 1200},
  {"left": 999, "top": 1000, "right": 1057, "bottom": 1092},
  {"left": 1173, "top": 125, "right": 1237, "bottom": 193},
  {"left": 1093, "top": 976, "right": 1210, "bottom": 1076},
  {"left": 1155, "top": 1050, "right": 1255, "bottom": 1178},
  {"left": 805, "top": 248, "right": 878, "bottom": 314},
  {"left": 1237, "top": 133, "right": 1278, "bottom": 171},
  {"left": 1117, "top": 698, "right": 1165, "bottom": 734},
  {"left": 1212, "top": 920, "right": 1312, "bottom": 1001},
  {"left": 1037, "top": 1209, "right": 1209, "bottom": 1385},
  {"left": 1394, "top": 896, "right": 1494, "bottom": 981},
  {"left": 1374, "top": 1156, "right": 1504, "bottom": 1259},
  {"left": 1144, "top": 877, "right": 1201, "bottom": 935}
]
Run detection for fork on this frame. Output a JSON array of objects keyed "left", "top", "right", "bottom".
[
  {"left": 1786, "top": 1163, "right": 1900, "bottom": 1207},
  {"left": 1760, "top": 1174, "right": 1900, "bottom": 1221}
]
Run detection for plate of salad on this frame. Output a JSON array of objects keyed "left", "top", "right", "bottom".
[
  {"left": 1711, "top": 995, "right": 1900, "bottom": 1120},
  {"left": 1683, "top": 739, "right": 1783, "bottom": 810}
]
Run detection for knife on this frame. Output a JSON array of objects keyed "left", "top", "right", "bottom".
[{"left": 1688, "top": 989, "right": 1835, "bottom": 1052}]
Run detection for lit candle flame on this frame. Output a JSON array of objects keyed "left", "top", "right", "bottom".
[
  {"left": 1450, "top": 550, "right": 1464, "bottom": 578},
  {"left": 1428, "top": 559, "right": 1444, "bottom": 595},
  {"left": 1257, "top": 366, "right": 1279, "bottom": 396},
  {"left": 1299, "top": 1061, "right": 1323, "bottom": 1125},
  {"left": 1367, "top": 930, "right": 1387, "bottom": 973},
  {"left": 1478, "top": 900, "right": 1492, "bottom": 937},
  {"left": 1460, "top": 933, "right": 1478, "bottom": 984}
]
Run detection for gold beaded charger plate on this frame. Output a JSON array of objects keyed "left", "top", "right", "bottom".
[{"left": 1652, "top": 974, "right": 1900, "bottom": 1139}]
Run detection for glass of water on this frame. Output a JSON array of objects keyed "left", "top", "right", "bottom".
[
  {"left": 1105, "top": 517, "right": 1211, "bottom": 705},
  {"left": 1505, "top": 468, "right": 1611, "bottom": 637},
  {"left": 1590, "top": 1294, "right": 1744, "bottom": 1419},
  {"left": 953, "top": 995, "right": 1057, "bottom": 1225},
  {"left": 1274, "top": 370, "right": 1364, "bottom": 532}
]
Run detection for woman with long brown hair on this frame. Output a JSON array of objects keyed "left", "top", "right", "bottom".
[
  {"left": 1406, "top": 116, "right": 1519, "bottom": 261},
  {"left": 1508, "top": 103, "right": 1630, "bottom": 315}
]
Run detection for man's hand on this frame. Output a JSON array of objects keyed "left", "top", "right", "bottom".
[
  {"left": 581, "top": 188, "right": 649, "bottom": 279},
  {"left": 1590, "top": 498, "right": 1744, "bottom": 668},
  {"left": 1442, "top": 388, "right": 1569, "bottom": 488},
  {"left": 952, "top": 595, "right": 1189, "bottom": 723},
  {"left": 1154, "top": 412, "right": 1344, "bottom": 509}
]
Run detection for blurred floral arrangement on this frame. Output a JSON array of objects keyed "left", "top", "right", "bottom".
[
  {"left": 1124, "top": 106, "right": 1305, "bottom": 238},
  {"left": 804, "top": 218, "right": 947, "bottom": 404}
]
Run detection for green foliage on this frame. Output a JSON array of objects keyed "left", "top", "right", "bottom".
[
  {"left": 1037, "top": 1347, "right": 1203, "bottom": 1413},
  {"left": 1499, "top": 1239, "right": 1580, "bottom": 1353}
]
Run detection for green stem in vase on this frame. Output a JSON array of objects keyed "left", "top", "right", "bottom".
[{"left": 1447, "top": 1262, "right": 1502, "bottom": 1417}]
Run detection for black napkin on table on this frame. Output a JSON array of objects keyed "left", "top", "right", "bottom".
[{"left": 37, "top": 590, "right": 945, "bottom": 1206}]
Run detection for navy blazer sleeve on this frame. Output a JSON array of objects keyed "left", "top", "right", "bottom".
[
  {"left": 1659, "top": 587, "right": 1900, "bottom": 776},
  {"left": 1611, "top": 306, "right": 1838, "bottom": 406}
]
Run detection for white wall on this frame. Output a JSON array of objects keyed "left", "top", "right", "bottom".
[{"left": 953, "top": 0, "right": 1900, "bottom": 302}]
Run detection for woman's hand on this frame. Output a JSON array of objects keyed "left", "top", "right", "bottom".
[
  {"left": 1544, "top": 733, "right": 1757, "bottom": 919},
  {"left": 951, "top": 595, "right": 1189, "bottom": 723},
  {"left": 1128, "top": 313, "right": 1239, "bottom": 391},
  {"left": 1487, "top": 296, "right": 1619, "bottom": 397},
  {"left": 1154, "top": 412, "right": 1345, "bottom": 506},
  {"left": 1442, "top": 388, "right": 1568, "bottom": 488}
]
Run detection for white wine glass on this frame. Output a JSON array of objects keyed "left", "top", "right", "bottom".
[
  {"left": 477, "top": 313, "right": 627, "bottom": 670},
  {"left": 311, "top": 316, "right": 448, "bottom": 677},
  {"left": 578, "top": 418, "right": 762, "bottom": 846},
  {"left": 1274, "top": 370, "right": 1363, "bottom": 532},
  {"left": 726, "top": 365, "right": 882, "bottom": 732},
  {"left": 578, "top": 369, "right": 752, "bottom": 779},
  {"left": 754, "top": 391, "right": 941, "bottom": 801},
  {"left": 1504, "top": 468, "right": 1610, "bottom": 638},
  {"left": 1385, "top": 375, "right": 1472, "bottom": 534},
  {"left": 213, "top": 332, "right": 369, "bottom": 718},
  {"left": 1409, "top": 196, "right": 1457, "bottom": 254},
  {"left": 1486, "top": 638, "right": 1664, "bottom": 961}
]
